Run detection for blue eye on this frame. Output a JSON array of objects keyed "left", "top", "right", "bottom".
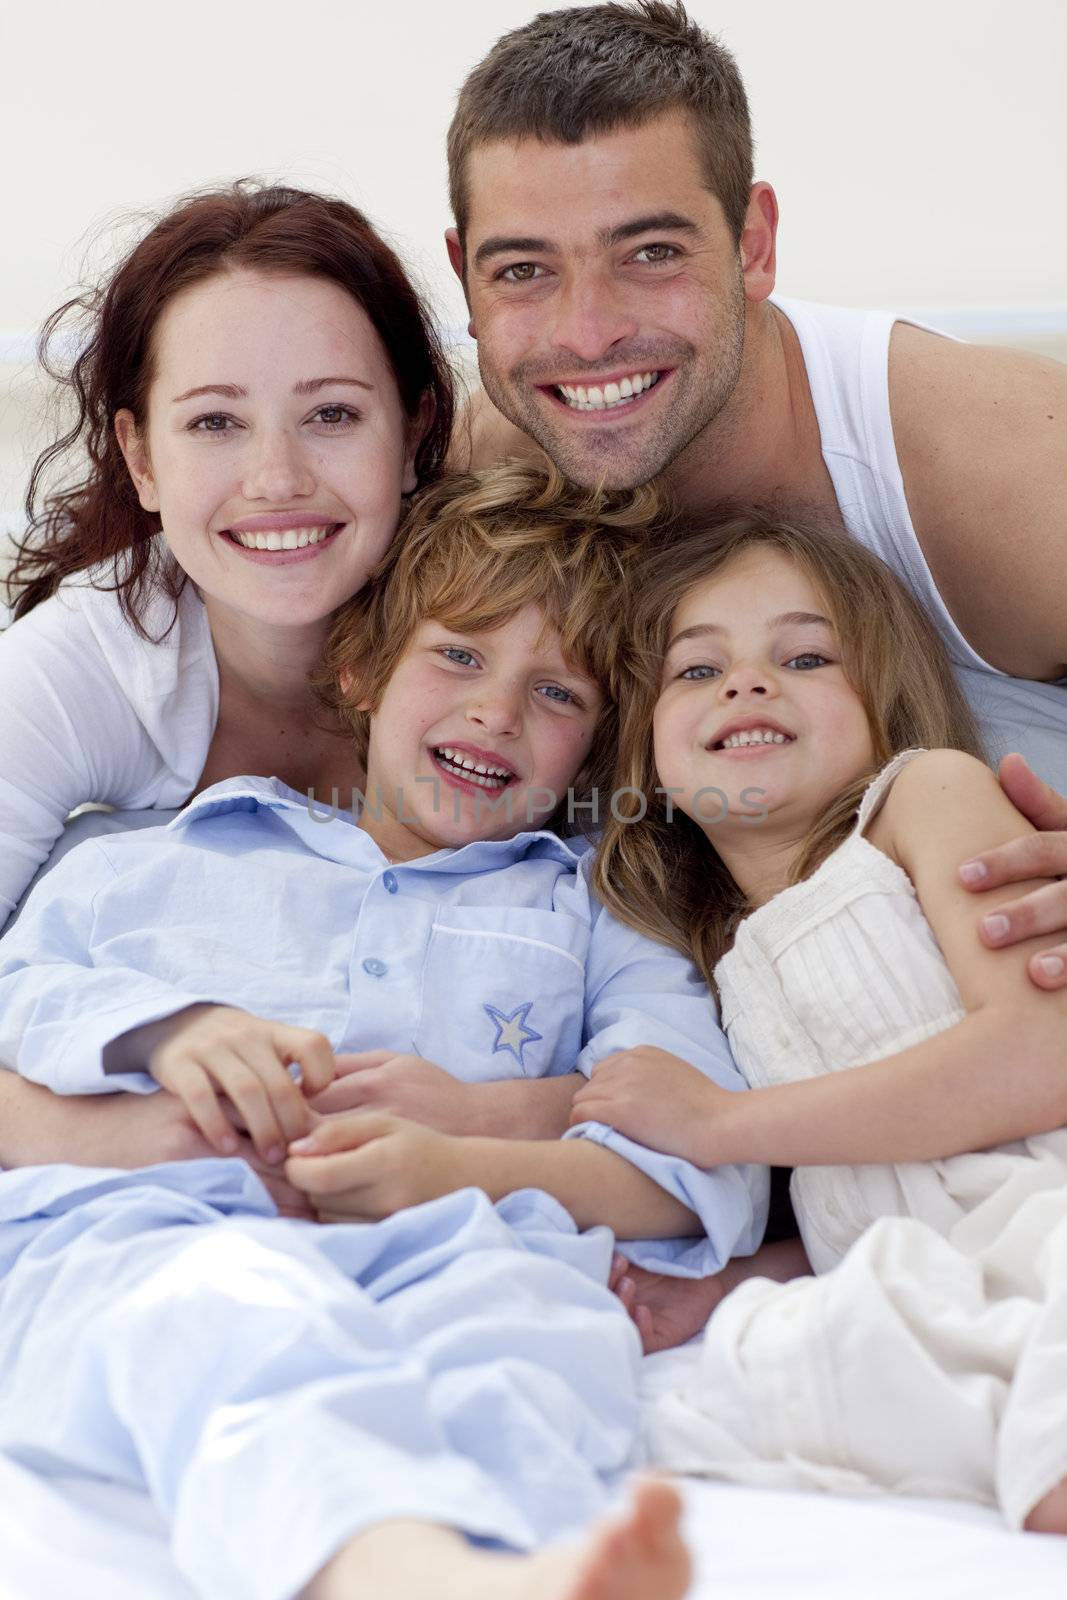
[
  {"left": 680, "top": 664, "right": 719, "bottom": 680},
  {"left": 537, "top": 683, "right": 577, "bottom": 705},
  {"left": 441, "top": 647, "right": 477, "bottom": 666},
  {"left": 787, "top": 653, "right": 829, "bottom": 671}
]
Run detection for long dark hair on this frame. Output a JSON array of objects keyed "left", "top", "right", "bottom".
[{"left": 7, "top": 182, "right": 455, "bottom": 634}]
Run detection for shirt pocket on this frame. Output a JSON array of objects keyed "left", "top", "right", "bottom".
[{"left": 414, "top": 907, "right": 587, "bottom": 1082}]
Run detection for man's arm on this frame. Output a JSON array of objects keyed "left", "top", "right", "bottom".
[{"left": 891, "top": 323, "right": 1067, "bottom": 680}]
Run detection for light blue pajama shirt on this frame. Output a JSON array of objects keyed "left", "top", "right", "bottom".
[
  {"left": 0, "top": 775, "right": 767, "bottom": 1276},
  {"left": 0, "top": 777, "right": 767, "bottom": 1600}
]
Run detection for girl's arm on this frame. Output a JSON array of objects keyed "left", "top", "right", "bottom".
[{"left": 663, "top": 750, "right": 1067, "bottom": 1170}]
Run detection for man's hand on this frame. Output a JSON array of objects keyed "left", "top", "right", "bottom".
[
  {"left": 570, "top": 1047, "right": 727, "bottom": 1166},
  {"left": 285, "top": 1111, "right": 467, "bottom": 1221},
  {"left": 307, "top": 1050, "right": 480, "bottom": 1134},
  {"left": 961, "top": 754, "right": 1067, "bottom": 987},
  {"left": 142, "top": 1004, "right": 335, "bottom": 1162}
]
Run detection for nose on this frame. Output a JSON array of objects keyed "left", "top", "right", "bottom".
[
  {"left": 241, "top": 427, "right": 316, "bottom": 504},
  {"left": 720, "top": 662, "right": 777, "bottom": 700},
  {"left": 549, "top": 272, "right": 639, "bottom": 365},
  {"left": 465, "top": 680, "right": 522, "bottom": 739}
]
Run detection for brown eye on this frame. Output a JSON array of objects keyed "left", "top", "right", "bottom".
[{"left": 501, "top": 263, "right": 544, "bottom": 283}]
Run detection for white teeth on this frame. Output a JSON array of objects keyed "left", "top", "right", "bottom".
[
  {"left": 717, "top": 729, "right": 791, "bottom": 750},
  {"left": 556, "top": 371, "right": 660, "bottom": 411},
  {"left": 229, "top": 524, "right": 336, "bottom": 551},
  {"left": 436, "top": 747, "right": 512, "bottom": 786}
]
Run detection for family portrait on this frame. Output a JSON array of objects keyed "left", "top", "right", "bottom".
[{"left": 0, "top": 2, "right": 1065, "bottom": 1596}]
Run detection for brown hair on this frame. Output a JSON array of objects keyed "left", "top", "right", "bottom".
[
  {"left": 6, "top": 182, "right": 455, "bottom": 634},
  {"left": 317, "top": 461, "right": 664, "bottom": 836},
  {"left": 448, "top": 1, "right": 753, "bottom": 249},
  {"left": 593, "top": 511, "right": 987, "bottom": 988}
]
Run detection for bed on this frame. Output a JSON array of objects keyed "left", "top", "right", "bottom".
[{"left": 1, "top": 1344, "right": 1063, "bottom": 1598}]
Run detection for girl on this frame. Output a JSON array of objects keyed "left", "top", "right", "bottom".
[{"left": 575, "top": 511, "right": 1067, "bottom": 1534}]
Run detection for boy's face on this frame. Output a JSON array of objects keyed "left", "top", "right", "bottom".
[{"left": 360, "top": 603, "right": 604, "bottom": 860}]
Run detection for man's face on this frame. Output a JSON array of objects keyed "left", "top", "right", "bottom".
[{"left": 454, "top": 110, "right": 766, "bottom": 490}]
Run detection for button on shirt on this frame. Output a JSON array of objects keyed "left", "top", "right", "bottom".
[{"left": 0, "top": 777, "right": 767, "bottom": 1273}]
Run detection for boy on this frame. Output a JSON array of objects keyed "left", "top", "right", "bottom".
[{"left": 0, "top": 464, "right": 762, "bottom": 1599}]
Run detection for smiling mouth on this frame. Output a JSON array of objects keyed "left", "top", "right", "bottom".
[
  {"left": 552, "top": 370, "right": 663, "bottom": 412},
  {"left": 710, "top": 730, "right": 796, "bottom": 752},
  {"left": 432, "top": 747, "right": 518, "bottom": 791},
  {"left": 224, "top": 523, "right": 343, "bottom": 552}
]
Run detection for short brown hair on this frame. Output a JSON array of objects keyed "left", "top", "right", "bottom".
[
  {"left": 593, "top": 510, "right": 987, "bottom": 989},
  {"left": 448, "top": 2, "right": 753, "bottom": 247},
  {"left": 318, "top": 461, "right": 663, "bottom": 833}
]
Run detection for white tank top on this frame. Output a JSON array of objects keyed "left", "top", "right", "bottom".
[{"left": 771, "top": 296, "right": 1067, "bottom": 791}]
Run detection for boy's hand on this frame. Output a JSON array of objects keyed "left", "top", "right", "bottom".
[
  {"left": 962, "top": 753, "right": 1067, "bottom": 989},
  {"left": 570, "top": 1046, "right": 727, "bottom": 1166},
  {"left": 145, "top": 1004, "right": 335, "bottom": 1163},
  {"left": 307, "top": 1050, "right": 479, "bottom": 1135},
  {"left": 284, "top": 1111, "right": 467, "bottom": 1221}
]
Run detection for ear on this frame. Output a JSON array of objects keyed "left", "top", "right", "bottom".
[
  {"left": 401, "top": 389, "right": 437, "bottom": 496},
  {"left": 445, "top": 228, "right": 466, "bottom": 293},
  {"left": 738, "top": 181, "right": 778, "bottom": 306},
  {"left": 114, "top": 410, "right": 161, "bottom": 513},
  {"left": 445, "top": 228, "right": 475, "bottom": 337}
]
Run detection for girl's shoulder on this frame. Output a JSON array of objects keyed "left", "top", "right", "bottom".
[{"left": 863, "top": 747, "right": 993, "bottom": 865}]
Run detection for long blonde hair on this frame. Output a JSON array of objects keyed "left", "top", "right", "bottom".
[{"left": 594, "top": 511, "right": 987, "bottom": 989}]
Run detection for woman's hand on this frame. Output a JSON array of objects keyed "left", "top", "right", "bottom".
[
  {"left": 307, "top": 1050, "right": 479, "bottom": 1134},
  {"left": 570, "top": 1047, "right": 729, "bottom": 1167},
  {"left": 143, "top": 1004, "right": 335, "bottom": 1162},
  {"left": 962, "top": 754, "right": 1067, "bottom": 988},
  {"left": 285, "top": 1111, "right": 467, "bottom": 1221},
  {"left": 0, "top": 1078, "right": 315, "bottom": 1217}
]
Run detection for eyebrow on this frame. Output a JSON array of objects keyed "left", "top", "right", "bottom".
[
  {"left": 666, "top": 612, "right": 832, "bottom": 651},
  {"left": 171, "top": 376, "right": 375, "bottom": 404},
  {"left": 472, "top": 211, "right": 699, "bottom": 269}
]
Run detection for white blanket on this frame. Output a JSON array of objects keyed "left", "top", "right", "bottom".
[{"left": 2, "top": 1346, "right": 1063, "bottom": 1599}]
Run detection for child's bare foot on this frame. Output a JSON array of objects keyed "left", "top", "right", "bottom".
[
  {"left": 560, "top": 1478, "right": 691, "bottom": 1600},
  {"left": 303, "top": 1478, "right": 690, "bottom": 1600},
  {"left": 1024, "top": 1476, "right": 1067, "bottom": 1534}
]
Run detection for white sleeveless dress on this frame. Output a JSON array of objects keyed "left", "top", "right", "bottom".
[{"left": 647, "top": 751, "right": 1067, "bottom": 1527}]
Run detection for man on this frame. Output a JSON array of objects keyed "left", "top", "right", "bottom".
[{"left": 444, "top": 1, "right": 1067, "bottom": 985}]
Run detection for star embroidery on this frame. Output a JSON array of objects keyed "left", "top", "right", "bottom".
[{"left": 483, "top": 1001, "right": 543, "bottom": 1067}]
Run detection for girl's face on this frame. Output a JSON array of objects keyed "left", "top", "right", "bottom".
[
  {"left": 115, "top": 268, "right": 417, "bottom": 633},
  {"left": 653, "top": 547, "right": 876, "bottom": 840},
  {"left": 360, "top": 603, "right": 603, "bottom": 860}
]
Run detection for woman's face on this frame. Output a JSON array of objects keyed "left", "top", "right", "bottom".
[{"left": 116, "top": 268, "right": 416, "bottom": 631}]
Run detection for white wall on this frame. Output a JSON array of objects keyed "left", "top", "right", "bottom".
[{"left": 2, "top": 0, "right": 1065, "bottom": 530}]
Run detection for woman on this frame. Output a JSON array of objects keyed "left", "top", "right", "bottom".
[{"left": 0, "top": 181, "right": 452, "bottom": 1180}]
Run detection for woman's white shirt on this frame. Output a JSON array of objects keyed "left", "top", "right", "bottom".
[{"left": 0, "top": 572, "right": 217, "bottom": 929}]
